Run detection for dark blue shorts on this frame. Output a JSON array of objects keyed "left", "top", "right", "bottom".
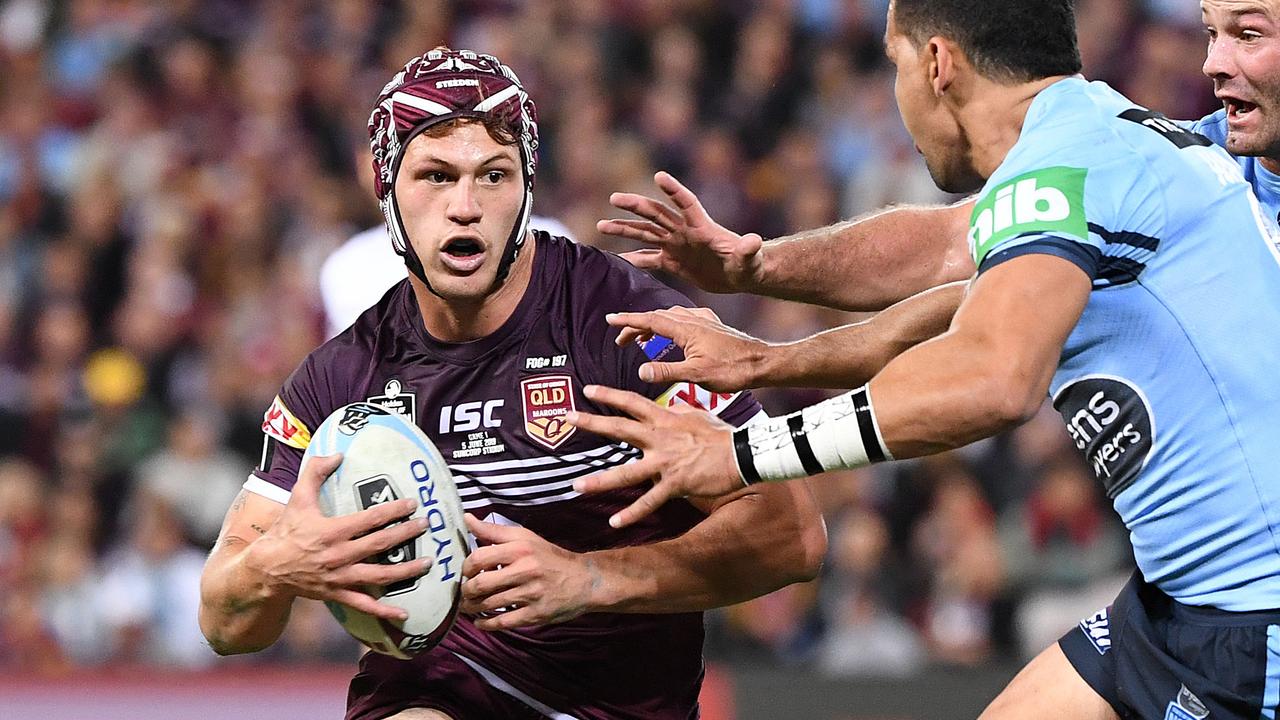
[{"left": 1060, "top": 571, "right": 1280, "bottom": 720}]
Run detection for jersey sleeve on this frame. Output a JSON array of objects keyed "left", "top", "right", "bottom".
[
  {"left": 244, "top": 352, "right": 345, "bottom": 503},
  {"left": 970, "top": 142, "right": 1164, "bottom": 284},
  {"left": 577, "top": 250, "right": 763, "bottom": 429}
]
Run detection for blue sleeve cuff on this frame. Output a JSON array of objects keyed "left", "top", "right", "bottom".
[{"left": 978, "top": 235, "right": 1101, "bottom": 279}]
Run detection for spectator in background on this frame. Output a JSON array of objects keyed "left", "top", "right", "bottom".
[
  {"left": 912, "top": 462, "right": 1004, "bottom": 666},
  {"left": 134, "top": 409, "right": 247, "bottom": 547},
  {"left": 999, "top": 454, "right": 1131, "bottom": 660},
  {"left": 817, "top": 506, "right": 925, "bottom": 678},
  {"left": 97, "top": 492, "right": 213, "bottom": 668}
]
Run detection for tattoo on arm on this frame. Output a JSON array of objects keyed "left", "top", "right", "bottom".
[{"left": 250, "top": 523, "right": 268, "bottom": 535}]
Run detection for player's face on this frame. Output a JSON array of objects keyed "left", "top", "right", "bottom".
[
  {"left": 1203, "top": 0, "right": 1280, "bottom": 159},
  {"left": 885, "top": 3, "right": 982, "bottom": 193},
  {"left": 394, "top": 122, "right": 524, "bottom": 302}
]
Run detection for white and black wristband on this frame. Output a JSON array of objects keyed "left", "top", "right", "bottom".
[{"left": 732, "top": 385, "right": 893, "bottom": 485}]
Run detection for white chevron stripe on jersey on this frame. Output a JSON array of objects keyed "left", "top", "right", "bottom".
[
  {"left": 456, "top": 453, "right": 637, "bottom": 497},
  {"left": 453, "top": 447, "right": 640, "bottom": 507},
  {"left": 460, "top": 491, "right": 581, "bottom": 510},
  {"left": 454, "top": 449, "right": 639, "bottom": 487},
  {"left": 447, "top": 443, "right": 635, "bottom": 474}
]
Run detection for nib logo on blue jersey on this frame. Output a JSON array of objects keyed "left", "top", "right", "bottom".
[{"left": 1165, "top": 685, "right": 1210, "bottom": 720}]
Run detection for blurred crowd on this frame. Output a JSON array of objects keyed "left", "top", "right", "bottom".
[{"left": 0, "top": 0, "right": 1213, "bottom": 675}]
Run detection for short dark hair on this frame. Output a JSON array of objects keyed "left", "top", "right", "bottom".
[
  {"left": 420, "top": 116, "right": 519, "bottom": 147},
  {"left": 892, "top": 0, "right": 1082, "bottom": 83}
]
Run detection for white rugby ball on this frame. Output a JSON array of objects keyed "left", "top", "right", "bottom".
[{"left": 302, "top": 402, "right": 469, "bottom": 659}]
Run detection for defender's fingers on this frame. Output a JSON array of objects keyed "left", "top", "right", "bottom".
[
  {"left": 564, "top": 410, "right": 652, "bottom": 447},
  {"left": 614, "top": 324, "right": 654, "bottom": 347},
  {"left": 597, "top": 218, "right": 671, "bottom": 242},
  {"left": 639, "top": 360, "right": 701, "bottom": 385},
  {"left": 604, "top": 312, "right": 685, "bottom": 344},
  {"left": 669, "top": 306, "right": 721, "bottom": 322},
  {"left": 617, "top": 249, "right": 665, "bottom": 271},
  {"left": 609, "top": 193, "right": 681, "bottom": 232},
  {"left": 571, "top": 458, "right": 658, "bottom": 496},
  {"left": 329, "top": 589, "right": 407, "bottom": 622},
  {"left": 655, "top": 172, "right": 710, "bottom": 222},
  {"left": 338, "top": 515, "right": 427, "bottom": 563},
  {"left": 293, "top": 453, "right": 343, "bottom": 507},
  {"left": 580, "top": 384, "right": 664, "bottom": 422},
  {"left": 610, "top": 482, "right": 678, "bottom": 529}
]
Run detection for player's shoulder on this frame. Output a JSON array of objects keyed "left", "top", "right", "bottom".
[
  {"left": 1003, "top": 79, "right": 1153, "bottom": 175},
  {"left": 298, "top": 280, "right": 413, "bottom": 387},
  {"left": 1182, "top": 109, "right": 1229, "bottom": 149},
  {"left": 969, "top": 80, "right": 1168, "bottom": 269}
]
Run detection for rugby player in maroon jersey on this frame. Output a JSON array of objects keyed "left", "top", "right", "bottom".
[{"left": 197, "top": 48, "right": 826, "bottom": 720}]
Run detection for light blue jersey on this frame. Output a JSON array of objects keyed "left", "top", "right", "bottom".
[
  {"left": 967, "top": 77, "right": 1280, "bottom": 611},
  {"left": 1187, "top": 109, "right": 1280, "bottom": 226}
]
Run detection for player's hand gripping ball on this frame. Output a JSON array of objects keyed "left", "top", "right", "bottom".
[{"left": 303, "top": 403, "right": 470, "bottom": 659}]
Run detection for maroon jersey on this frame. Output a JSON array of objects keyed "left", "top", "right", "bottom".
[{"left": 247, "top": 232, "right": 761, "bottom": 720}]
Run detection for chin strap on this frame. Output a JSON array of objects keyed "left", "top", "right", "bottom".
[{"left": 487, "top": 182, "right": 533, "bottom": 292}]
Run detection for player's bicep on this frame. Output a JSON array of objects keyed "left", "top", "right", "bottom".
[
  {"left": 213, "top": 489, "right": 285, "bottom": 552},
  {"left": 954, "top": 252, "right": 1092, "bottom": 390}
]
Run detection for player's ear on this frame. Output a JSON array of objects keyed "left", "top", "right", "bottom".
[{"left": 928, "top": 36, "right": 955, "bottom": 97}]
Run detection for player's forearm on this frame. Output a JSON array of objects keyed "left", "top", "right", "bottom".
[
  {"left": 198, "top": 538, "right": 294, "bottom": 655},
  {"left": 757, "top": 281, "right": 966, "bottom": 388},
  {"left": 584, "top": 486, "right": 825, "bottom": 614},
  {"left": 869, "top": 329, "right": 1052, "bottom": 459},
  {"left": 751, "top": 202, "right": 975, "bottom": 311}
]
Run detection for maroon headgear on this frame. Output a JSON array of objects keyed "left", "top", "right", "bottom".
[{"left": 368, "top": 48, "right": 539, "bottom": 289}]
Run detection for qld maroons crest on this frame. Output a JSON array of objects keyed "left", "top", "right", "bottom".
[{"left": 520, "top": 375, "right": 576, "bottom": 449}]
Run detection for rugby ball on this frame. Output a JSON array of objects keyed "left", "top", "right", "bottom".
[{"left": 302, "top": 402, "right": 469, "bottom": 659}]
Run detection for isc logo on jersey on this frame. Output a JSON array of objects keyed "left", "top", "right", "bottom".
[{"left": 969, "top": 166, "right": 1089, "bottom": 267}]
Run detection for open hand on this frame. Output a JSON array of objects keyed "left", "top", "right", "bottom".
[
  {"left": 244, "top": 454, "right": 431, "bottom": 621},
  {"left": 601, "top": 171, "right": 765, "bottom": 293},
  {"left": 610, "top": 306, "right": 770, "bottom": 392},
  {"left": 461, "top": 514, "right": 600, "bottom": 630},
  {"left": 568, "top": 385, "right": 742, "bottom": 528}
]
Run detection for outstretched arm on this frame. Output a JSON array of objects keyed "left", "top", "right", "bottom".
[
  {"left": 571, "top": 254, "right": 1090, "bottom": 527},
  {"left": 460, "top": 459, "right": 826, "bottom": 630},
  {"left": 753, "top": 204, "right": 976, "bottom": 310},
  {"left": 602, "top": 172, "right": 975, "bottom": 311},
  {"left": 608, "top": 280, "right": 967, "bottom": 392}
]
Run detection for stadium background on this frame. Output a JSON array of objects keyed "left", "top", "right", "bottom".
[{"left": 0, "top": 0, "right": 1216, "bottom": 717}]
